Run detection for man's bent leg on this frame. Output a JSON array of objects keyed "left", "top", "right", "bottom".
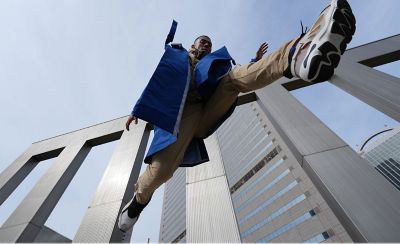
[
  {"left": 135, "top": 102, "right": 203, "bottom": 204},
  {"left": 119, "top": 102, "right": 203, "bottom": 232}
]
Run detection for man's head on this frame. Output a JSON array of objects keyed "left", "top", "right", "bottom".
[{"left": 191, "top": 35, "right": 212, "bottom": 59}]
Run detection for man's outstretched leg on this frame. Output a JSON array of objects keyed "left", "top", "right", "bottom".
[{"left": 231, "top": 0, "right": 356, "bottom": 88}]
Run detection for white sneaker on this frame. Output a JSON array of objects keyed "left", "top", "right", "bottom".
[
  {"left": 118, "top": 196, "right": 147, "bottom": 232},
  {"left": 290, "top": 0, "right": 356, "bottom": 83}
]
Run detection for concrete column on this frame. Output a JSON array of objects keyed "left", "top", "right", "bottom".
[
  {"left": 0, "top": 141, "right": 91, "bottom": 242},
  {"left": 0, "top": 148, "right": 63, "bottom": 205},
  {"left": 74, "top": 121, "right": 150, "bottom": 243},
  {"left": 255, "top": 83, "right": 400, "bottom": 242},
  {"left": 0, "top": 116, "right": 137, "bottom": 242}
]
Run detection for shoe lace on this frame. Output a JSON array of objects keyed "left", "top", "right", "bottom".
[{"left": 300, "top": 20, "right": 308, "bottom": 37}]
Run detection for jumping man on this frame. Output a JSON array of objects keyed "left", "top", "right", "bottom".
[{"left": 118, "top": 0, "right": 356, "bottom": 232}]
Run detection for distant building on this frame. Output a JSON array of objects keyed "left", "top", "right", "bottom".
[{"left": 360, "top": 126, "right": 400, "bottom": 191}]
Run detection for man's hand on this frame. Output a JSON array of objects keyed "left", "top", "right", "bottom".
[
  {"left": 255, "top": 42, "right": 268, "bottom": 62},
  {"left": 126, "top": 115, "right": 138, "bottom": 131}
]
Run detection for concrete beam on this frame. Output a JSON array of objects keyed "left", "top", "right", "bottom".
[
  {"left": 344, "top": 34, "right": 400, "bottom": 66},
  {"left": 237, "top": 92, "right": 257, "bottom": 106},
  {"left": 331, "top": 59, "right": 400, "bottom": 122}
]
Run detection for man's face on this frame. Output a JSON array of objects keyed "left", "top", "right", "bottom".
[{"left": 191, "top": 36, "right": 212, "bottom": 59}]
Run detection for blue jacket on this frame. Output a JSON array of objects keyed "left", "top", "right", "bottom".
[{"left": 132, "top": 21, "right": 235, "bottom": 167}]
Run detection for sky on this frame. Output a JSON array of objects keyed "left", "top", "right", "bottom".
[{"left": 0, "top": 0, "right": 399, "bottom": 243}]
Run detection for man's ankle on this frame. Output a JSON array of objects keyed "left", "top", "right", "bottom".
[{"left": 127, "top": 195, "right": 149, "bottom": 218}]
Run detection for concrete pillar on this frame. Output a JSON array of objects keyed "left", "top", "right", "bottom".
[
  {"left": 0, "top": 116, "right": 147, "bottom": 243},
  {"left": 74, "top": 121, "right": 149, "bottom": 242},
  {"left": 0, "top": 142, "right": 91, "bottom": 242},
  {"left": 0, "top": 148, "right": 63, "bottom": 206}
]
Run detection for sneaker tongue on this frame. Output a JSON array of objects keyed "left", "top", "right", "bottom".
[
  {"left": 294, "top": 43, "right": 311, "bottom": 75},
  {"left": 307, "top": 9, "right": 327, "bottom": 39},
  {"left": 308, "top": 19, "right": 323, "bottom": 38}
]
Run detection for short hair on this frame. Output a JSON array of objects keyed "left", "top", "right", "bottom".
[{"left": 194, "top": 35, "right": 212, "bottom": 44}]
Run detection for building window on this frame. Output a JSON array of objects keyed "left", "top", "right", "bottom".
[
  {"left": 256, "top": 210, "right": 315, "bottom": 243},
  {"left": 375, "top": 158, "right": 400, "bottom": 191},
  {"left": 303, "top": 231, "right": 330, "bottom": 243},
  {"left": 236, "top": 170, "right": 292, "bottom": 213},
  {"left": 241, "top": 194, "right": 306, "bottom": 238},
  {"left": 230, "top": 146, "right": 282, "bottom": 194},
  {"left": 172, "top": 230, "right": 186, "bottom": 243},
  {"left": 232, "top": 158, "right": 285, "bottom": 202}
]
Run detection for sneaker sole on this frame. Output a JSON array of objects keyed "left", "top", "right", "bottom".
[{"left": 304, "top": 0, "right": 356, "bottom": 83}]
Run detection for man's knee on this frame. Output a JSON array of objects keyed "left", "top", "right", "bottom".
[
  {"left": 228, "top": 67, "right": 257, "bottom": 93},
  {"left": 218, "top": 73, "right": 240, "bottom": 93},
  {"left": 137, "top": 164, "right": 173, "bottom": 189},
  {"left": 135, "top": 165, "right": 174, "bottom": 204},
  {"left": 154, "top": 168, "right": 174, "bottom": 184}
]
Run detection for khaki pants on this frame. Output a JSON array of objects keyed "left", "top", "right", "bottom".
[{"left": 135, "top": 37, "right": 298, "bottom": 204}]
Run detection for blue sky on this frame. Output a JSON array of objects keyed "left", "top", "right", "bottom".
[{"left": 0, "top": 0, "right": 399, "bottom": 242}]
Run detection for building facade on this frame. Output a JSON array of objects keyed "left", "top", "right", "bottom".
[
  {"left": 158, "top": 168, "right": 186, "bottom": 243},
  {"left": 360, "top": 126, "right": 400, "bottom": 191}
]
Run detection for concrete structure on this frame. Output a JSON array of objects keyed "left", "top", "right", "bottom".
[
  {"left": 1, "top": 35, "right": 400, "bottom": 242},
  {"left": 0, "top": 117, "right": 151, "bottom": 242},
  {"left": 360, "top": 126, "right": 400, "bottom": 191}
]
